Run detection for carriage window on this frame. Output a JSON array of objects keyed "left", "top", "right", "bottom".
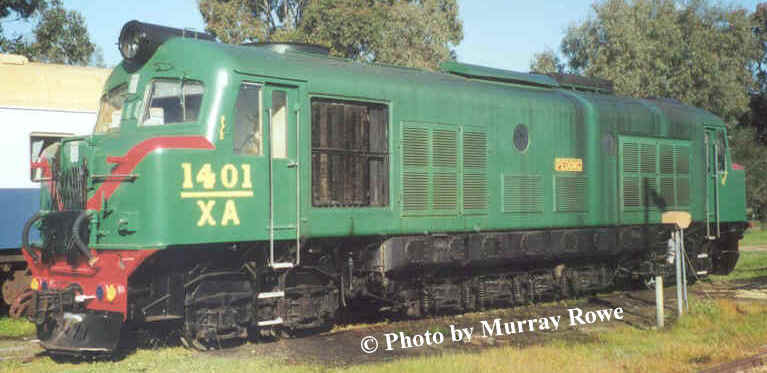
[
  {"left": 233, "top": 83, "right": 262, "bottom": 155},
  {"left": 311, "top": 98, "right": 389, "bottom": 207},
  {"left": 142, "top": 79, "right": 204, "bottom": 126},
  {"left": 29, "top": 133, "right": 70, "bottom": 181}
]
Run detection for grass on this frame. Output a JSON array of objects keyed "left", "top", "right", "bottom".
[
  {"left": 740, "top": 229, "right": 767, "bottom": 247},
  {"left": 0, "top": 316, "right": 34, "bottom": 338},
  {"left": 709, "top": 251, "right": 767, "bottom": 282},
  {"left": 1, "top": 298, "right": 766, "bottom": 373}
]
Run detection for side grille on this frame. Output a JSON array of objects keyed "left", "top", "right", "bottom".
[
  {"left": 39, "top": 154, "right": 90, "bottom": 263},
  {"left": 48, "top": 158, "right": 89, "bottom": 211}
]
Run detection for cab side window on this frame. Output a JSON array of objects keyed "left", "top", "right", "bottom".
[
  {"left": 233, "top": 83, "right": 262, "bottom": 155},
  {"left": 717, "top": 131, "right": 727, "bottom": 172},
  {"left": 311, "top": 98, "right": 389, "bottom": 207},
  {"left": 142, "top": 80, "right": 204, "bottom": 126}
]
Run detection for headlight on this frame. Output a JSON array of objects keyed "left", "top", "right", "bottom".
[
  {"left": 118, "top": 21, "right": 143, "bottom": 61},
  {"left": 118, "top": 20, "right": 215, "bottom": 65}
]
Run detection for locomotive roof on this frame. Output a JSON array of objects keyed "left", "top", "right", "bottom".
[{"left": 108, "top": 37, "right": 725, "bottom": 130}]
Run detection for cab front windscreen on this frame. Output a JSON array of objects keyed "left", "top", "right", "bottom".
[{"left": 93, "top": 84, "right": 129, "bottom": 134}]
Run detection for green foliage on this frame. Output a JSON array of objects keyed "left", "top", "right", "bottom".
[
  {"left": 0, "top": 0, "right": 44, "bottom": 42},
  {"left": 730, "top": 126, "right": 767, "bottom": 213},
  {"left": 557, "top": 0, "right": 758, "bottom": 125},
  {"left": 197, "top": 0, "right": 269, "bottom": 44},
  {"left": 0, "top": 0, "right": 43, "bottom": 19},
  {"left": 529, "top": 47, "right": 564, "bottom": 74},
  {"left": 198, "top": 0, "right": 463, "bottom": 70},
  {"left": 0, "top": 0, "right": 95, "bottom": 66}
]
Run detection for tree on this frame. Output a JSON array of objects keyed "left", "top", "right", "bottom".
[
  {"left": 744, "top": 3, "right": 767, "bottom": 145},
  {"left": 0, "top": 0, "right": 95, "bottom": 65},
  {"left": 198, "top": 0, "right": 463, "bottom": 70},
  {"left": 529, "top": 47, "right": 564, "bottom": 74},
  {"left": 0, "top": 0, "right": 45, "bottom": 46},
  {"left": 552, "top": 0, "right": 758, "bottom": 125}
]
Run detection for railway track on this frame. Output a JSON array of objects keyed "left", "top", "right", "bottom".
[{"left": 699, "top": 347, "right": 767, "bottom": 373}]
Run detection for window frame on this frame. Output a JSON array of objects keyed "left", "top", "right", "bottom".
[
  {"left": 139, "top": 78, "right": 206, "bottom": 127},
  {"left": 232, "top": 81, "right": 264, "bottom": 156},
  {"left": 93, "top": 84, "right": 129, "bottom": 134}
]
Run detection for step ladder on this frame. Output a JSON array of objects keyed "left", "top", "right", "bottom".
[{"left": 254, "top": 236, "right": 300, "bottom": 327}]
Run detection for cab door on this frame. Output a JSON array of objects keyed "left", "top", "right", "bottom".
[{"left": 264, "top": 85, "right": 299, "bottom": 246}]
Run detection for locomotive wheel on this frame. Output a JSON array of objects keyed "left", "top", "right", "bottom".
[
  {"left": 3, "top": 270, "right": 32, "bottom": 309},
  {"left": 183, "top": 271, "right": 253, "bottom": 351},
  {"left": 9, "top": 289, "right": 35, "bottom": 319}
]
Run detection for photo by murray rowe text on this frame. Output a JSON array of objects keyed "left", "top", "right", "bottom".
[{"left": 359, "top": 306, "right": 625, "bottom": 354}]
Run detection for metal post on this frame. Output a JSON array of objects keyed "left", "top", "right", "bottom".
[
  {"left": 675, "top": 230, "right": 684, "bottom": 316},
  {"left": 680, "top": 229, "right": 688, "bottom": 312},
  {"left": 295, "top": 109, "right": 301, "bottom": 266},
  {"left": 268, "top": 107, "right": 275, "bottom": 267},
  {"left": 655, "top": 275, "right": 664, "bottom": 328}
]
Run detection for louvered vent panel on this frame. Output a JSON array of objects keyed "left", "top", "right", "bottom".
[
  {"left": 403, "top": 127, "right": 429, "bottom": 167},
  {"left": 660, "top": 144, "right": 674, "bottom": 174},
  {"left": 676, "top": 146, "right": 690, "bottom": 174},
  {"left": 677, "top": 176, "right": 690, "bottom": 206},
  {"left": 463, "top": 132, "right": 488, "bottom": 169},
  {"left": 640, "top": 144, "right": 657, "bottom": 173},
  {"left": 503, "top": 175, "right": 543, "bottom": 213},
  {"left": 431, "top": 129, "right": 458, "bottom": 212},
  {"left": 464, "top": 173, "right": 488, "bottom": 210},
  {"left": 402, "top": 171, "right": 429, "bottom": 212},
  {"left": 661, "top": 177, "right": 675, "bottom": 207},
  {"left": 433, "top": 172, "right": 458, "bottom": 211},
  {"left": 556, "top": 176, "right": 587, "bottom": 212},
  {"left": 623, "top": 142, "right": 640, "bottom": 173},
  {"left": 623, "top": 176, "right": 641, "bottom": 208},
  {"left": 643, "top": 177, "right": 657, "bottom": 198},
  {"left": 432, "top": 130, "right": 457, "bottom": 168},
  {"left": 463, "top": 131, "right": 488, "bottom": 212}
]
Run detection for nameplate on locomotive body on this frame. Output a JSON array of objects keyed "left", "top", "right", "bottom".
[{"left": 554, "top": 158, "right": 583, "bottom": 172}]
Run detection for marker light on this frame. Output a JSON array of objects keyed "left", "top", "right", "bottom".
[
  {"left": 30, "top": 278, "right": 39, "bottom": 290},
  {"left": 105, "top": 284, "right": 117, "bottom": 302}
]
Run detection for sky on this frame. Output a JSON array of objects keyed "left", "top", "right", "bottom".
[{"left": 3, "top": 0, "right": 766, "bottom": 72}]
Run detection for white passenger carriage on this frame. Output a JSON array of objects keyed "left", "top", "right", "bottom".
[{"left": 0, "top": 54, "right": 109, "bottom": 305}]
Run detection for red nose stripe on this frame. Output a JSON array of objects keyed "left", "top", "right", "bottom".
[{"left": 86, "top": 136, "right": 215, "bottom": 210}]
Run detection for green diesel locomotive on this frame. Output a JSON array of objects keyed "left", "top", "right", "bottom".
[{"left": 20, "top": 21, "right": 747, "bottom": 355}]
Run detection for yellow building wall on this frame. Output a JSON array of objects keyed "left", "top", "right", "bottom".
[{"left": 0, "top": 54, "right": 111, "bottom": 112}]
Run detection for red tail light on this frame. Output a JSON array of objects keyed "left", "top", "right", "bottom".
[{"left": 732, "top": 163, "right": 745, "bottom": 170}]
